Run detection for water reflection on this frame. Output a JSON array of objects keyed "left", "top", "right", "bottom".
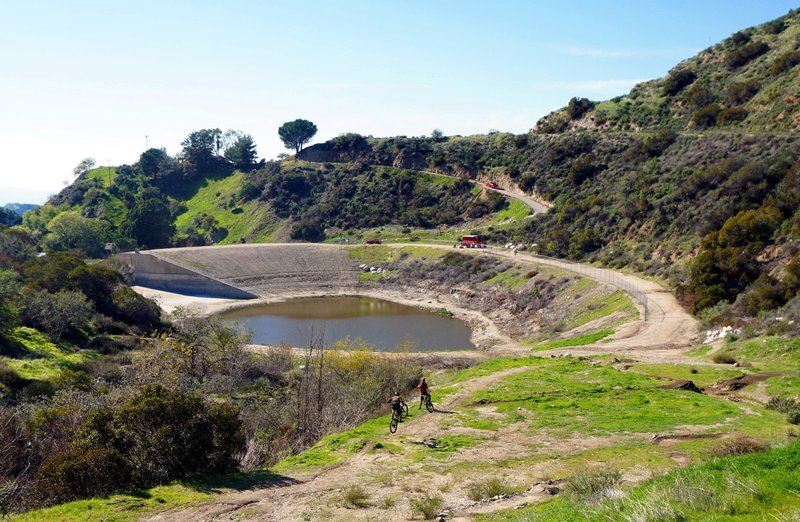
[{"left": 220, "top": 296, "right": 475, "bottom": 351}]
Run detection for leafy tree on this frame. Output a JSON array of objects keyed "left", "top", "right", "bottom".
[
  {"left": 72, "top": 158, "right": 96, "bottom": 178},
  {"left": 20, "top": 289, "right": 94, "bottom": 341},
  {"left": 0, "top": 270, "right": 20, "bottom": 344},
  {"left": 121, "top": 197, "right": 175, "bottom": 249},
  {"left": 66, "top": 264, "right": 123, "bottom": 317},
  {"left": 290, "top": 219, "right": 325, "bottom": 242},
  {"left": 181, "top": 129, "right": 220, "bottom": 176},
  {"left": 43, "top": 212, "right": 110, "bottom": 258},
  {"left": 0, "top": 208, "right": 21, "bottom": 227},
  {"left": 431, "top": 129, "right": 445, "bottom": 140},
  {"left": 566, "top": 97, "right": 595, "bottom": 120},
  {"left": 20, "top": 252, "right": 85, "bottom": 293},
  {"left": 278, "top": 119, "right": 318, "bottom": 153},
  {"left": 224, "top": 134, "right": 258, "bottom": 171},
  {"left": 137, "top": 148, "right": 177, "bottom": 178}
]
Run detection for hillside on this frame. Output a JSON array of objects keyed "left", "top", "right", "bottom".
[
  {"left": 536, "top": 9, "right": 800, "bottom": 133},
  {"left": 293, "top": 10, "right": 800, "bottom": 322}
]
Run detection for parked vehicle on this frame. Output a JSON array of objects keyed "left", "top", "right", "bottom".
[
  {"left": 486, "top": 181, "right": 499, "bottom": 189},
  {"left": 365, "top": 238, "right": 382, "bottom": 244},
  {"left": 459, "top": 235, "right": 487, "bottom": 248}
]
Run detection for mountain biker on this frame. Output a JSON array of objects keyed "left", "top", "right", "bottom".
[
  {"left": 388, "top": 392, "right": 405, "bottom": 421},
  {"left": 417, "top": 377, "right": 431, "bottom": 409}
]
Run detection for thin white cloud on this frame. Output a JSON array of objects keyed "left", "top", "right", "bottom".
[{"left": 553, "top": 45, "right": 698, "bottom": 58}]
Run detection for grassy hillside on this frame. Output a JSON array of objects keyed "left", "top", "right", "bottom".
[
  {"left": 17, "top": 348, "right": 797, "bottom": 521},
  {"left": 536, "top": 8, "right": 800, "bottom": 133}
]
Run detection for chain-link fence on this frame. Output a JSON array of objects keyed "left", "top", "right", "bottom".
[{"left": 527, "top": 254, "right": 662, "bottom": 322}]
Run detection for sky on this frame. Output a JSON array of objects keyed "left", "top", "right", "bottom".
[{"left": 0, "top": 0, "right": 797, "bottom": 205}]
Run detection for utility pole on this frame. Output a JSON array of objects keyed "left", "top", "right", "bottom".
[
  {"left": 107, "top": 159, "right": 111, "bottom": 185},
  {"left": 145, "top": 135, "right": 149, "bottom": 149}
]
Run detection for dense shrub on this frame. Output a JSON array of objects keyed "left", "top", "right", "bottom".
[
  {"left": 662, "top": 69, "right": 696, "bottom": 96},
  {"left": 685, "top": 84, "right": 715, "bottom": 109},
  {"left": 76, "top": 385, "right": 244, "bottom": 487},
  {"left": 19, "top": 289, "right": 94, "bottom": 341},
  {"left": 770, "top": 50, "right": 800, "bottom": 75},
  {"left": 567, "top": 97, "right": 595, "bottom": 120},
  {"left": 725, "top": 41, "right": 769, "bottom": 68},
  {"left": 717, "top": 107, "right": 749, "bottom": 125},
  {"left": 692, "top": 104, "right": 721, "bottom": 129},
  {"left": 725, "top": 81, "right": 760, "bottom": 105},
  {"left": 27, "top": 447, "right": 129, "bottom": 508},
  {"left": 110, "top": 286, "right": 161, "bottom": 331}
]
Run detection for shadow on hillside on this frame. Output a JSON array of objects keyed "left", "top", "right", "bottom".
[{"left": 181, "top": 469, "right": 301, "bottom": 494}]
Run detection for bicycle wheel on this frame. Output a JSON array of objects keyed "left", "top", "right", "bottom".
[
  {"left": 425, "top": 397, "right": 434, "bottom": 413},
  {"left": 401, "top": 402, "right": 409, "bottom": 420},
  {"left": 390, "top": 415, "right": 398, "bottom": 433}
]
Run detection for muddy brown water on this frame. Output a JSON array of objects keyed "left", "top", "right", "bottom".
[{"left": 220, "top": 296, "right": 476, "bottom": 351}]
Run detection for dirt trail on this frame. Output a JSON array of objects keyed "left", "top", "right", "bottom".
[
  {"left": 145, "top": 366, "right": 535, "bottom": 522},
  {"left": 138, "top": 240, "right": 703, "bottom": 520}
]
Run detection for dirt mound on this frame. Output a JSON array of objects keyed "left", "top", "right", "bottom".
[{"left": 661, "top": 380, "right": 704, "bottom": 393}]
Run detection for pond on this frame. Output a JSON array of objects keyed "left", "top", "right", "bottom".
[{"left": 220, "top": 296, "right": 475, "bottom": 351}]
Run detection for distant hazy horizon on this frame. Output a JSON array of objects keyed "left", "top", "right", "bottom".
[{"left": 1, "top": 0, "right": 797, "bottom": 204}]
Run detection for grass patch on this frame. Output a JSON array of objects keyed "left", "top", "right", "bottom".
[
  {"left": 564, "top": 469, "right": 622, "bottom": 501},
  {"left": 487, "top": 268, "right": 528, "bottom": 290},
  {"left": 484, "top": 440, "right": 800, "bottom": 521},
  {"left": 563, "top": 290, "right": 637, "bottom": 330},
  {"left": 526, "top": 329, "right": 614, "bottom": 350},
  {"left": 85, "top": 166, "right": 117, "bottom": 187},
  {"left": 12, "top": 483, "right": 212, "bottom": 522},
  {"left": 410, "top": 493, "right": 444, "bottom": 520},
  {"left": 467, "top": 359, "right": 779, "bottom": 436},
  {"left": 175, "top": 171, "right": 276, "bottom": 244},
  {"left": 341, "top": 484, "right": 370, "bottom": 508},
  {"left": 4, "top": 327, "right": 96, "bottom": 381},
  {"left": 466, "top": 477, "right": 521, "bottom": 501},
  {"left": 628, "top": 363, "right": 743, "bottom": 388},
  {"left": 707, "top": 336, "right": 800, "bottom": 372}
]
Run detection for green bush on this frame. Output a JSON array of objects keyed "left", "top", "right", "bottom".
[
  {"left": 565, "top": 469, "right": 622, "bottom": 500},
  {"left": 725, "top": 80, "right": 760, "bottom": 105},
  {"left": 725, "top": 41, "right": 769, "bottom": 68},
  {"left": 466, "top": 477, "right": 517, "bottom": 501},
  {"left": 76, "top": 384, "right": 245, "bottom": 487},
  {"left": 27, "top": 447, "right": 129, "bottom": 508},
  {"left": 566, "top": 97, "right": 595, "bottom": 120},
  {"left": 770, "top": 50, "right": 800, "bottom": 75},
  {"left": 342, "top": 485, "right": 370, "bottom": 508},
  {"left": 410, "top": 494, "right": 444, "bottom": 520},
  {"left": 662, "top": 69, "right": 696, "bottom": 96},
  {"left": 717, "top": 106, "right": 748, "bottom": 125},
  {"left": 711, "top": 352, "right": 737, "bottom": 364},
  {"left": 691, "top": 104, "right": 721, "bottom": 129}
]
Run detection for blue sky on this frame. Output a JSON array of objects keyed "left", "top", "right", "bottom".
[{"left": 0, "top": 0, "right": 797, "bottom": 204}]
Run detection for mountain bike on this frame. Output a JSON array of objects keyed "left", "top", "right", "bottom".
[
  {"left": 420, "top": 392, "right": 434, "bottom": 412},
  {"left": 389, "top": 400, "right": 409, "bottom": 433}
]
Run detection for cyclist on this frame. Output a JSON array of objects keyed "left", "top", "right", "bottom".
[
  {"left": 388, "top": 391, "right": 405, "bottom": 421},
  {"left": 417, "top": 377, "right": 431, "bottom": 410}
]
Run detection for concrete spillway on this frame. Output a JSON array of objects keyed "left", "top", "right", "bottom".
[{"left": 115, "top": 244, "right": 363, "bottom": 298}]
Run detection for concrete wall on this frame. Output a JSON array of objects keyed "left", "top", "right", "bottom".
[{"left": 113, "top": 252, "right": 257, "bottom": 299}]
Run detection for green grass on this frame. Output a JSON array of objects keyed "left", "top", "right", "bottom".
[
  {"left": 482, "top": 440, "right": 800, "bottom": 521},
  {"left": 629, "top": 363, "right": 744, "bottom": 388},
  {"left": 526, "top": 329, "right": 614, "bottom": 350},
  {"left": 488, "top": 199, "right": 531, "bottom": 227},
  {"left": 85, "top": 166, "right": 117, "bottom": 187},
  {"left": 467, "top": 358, "right": 786, "bottom": 437},
  {"left": 563, "top": 290, "right": 637, "bottom": 330},
  {"left": 175, "top": 171, "right": 277, "bottom": 244},
  {"left": 3, "top": 327, "right": 96, "bottom": 380},
  {"left": 487, "top": 268, "right": 528, "bottom": 290},
  {"left": 12, "top": 470, "right": 289, "bottom": 522},
  {"left": 706, "top": 336, "right": 800, "bottom": 372}
]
